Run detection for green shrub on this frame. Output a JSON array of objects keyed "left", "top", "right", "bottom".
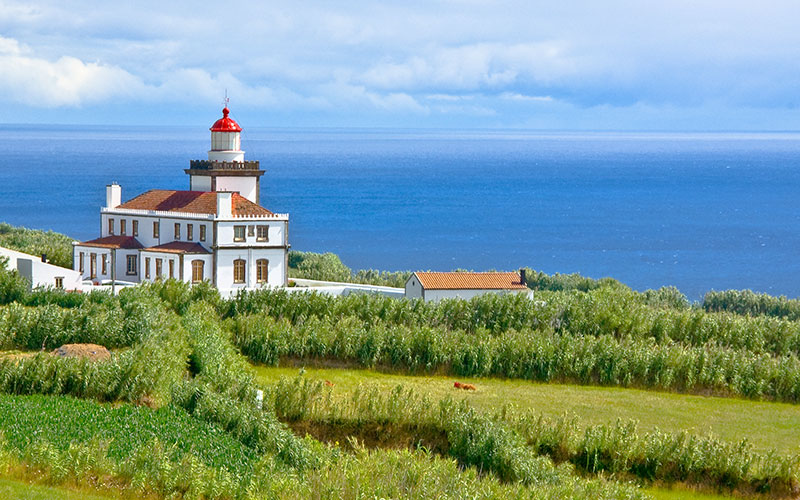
[
  {"left": 174, "top": 303, "right": 317, "bottom": 469},
  {"left": 266, "top": 375, "right": 800, "bottom": 495},
  {"left": 704, "top": 289, "right": 800, "bottom": 320},
  {"left": 0, "top": 306, "right": 188, "bottom": 405},
  {"left": 233, "top": 312, "right": 800, "bottom": 402},
  {"left": 0, "top": 223, "right": 74, "bottom": 269},
  {"left": 288, "top": 251, "right": 351, "bottom": 282},
  {"left": 0, "top": 259, "right": 29, "bottom": 305}
]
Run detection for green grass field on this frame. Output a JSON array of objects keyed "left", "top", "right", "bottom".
[
  {"left": 0, "top": 478, "right": 116, "bottom": 500},
  {"left": 644, "top": 485, "right": 740, "bottom": 500},
  {"left": 0, "top": 394, "right": 258, "bottom": 472},
  {"left": 251, "top": 363, "right": 800, "bottom": 455}
]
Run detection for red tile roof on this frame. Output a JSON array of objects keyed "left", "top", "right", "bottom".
[
  {"left": 143, "top": 242, "right": 210, "bottom": 254},
  {"left": 79, "top": 236, "right": 144, "bottom": 249},
  {"left": 414, "top": 272, "right": 527, "bottom": 290},
  {"left": 118, "top": 190, "right": 272, "bottom": 217}
]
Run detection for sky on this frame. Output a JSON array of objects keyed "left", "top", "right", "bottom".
[{"left": 1, "top": 1, "right": 799, "bottom": 130}]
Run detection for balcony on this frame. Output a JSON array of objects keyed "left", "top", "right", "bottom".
[{"left": 188, "top": 160, "right": 261, "bottom": 171}]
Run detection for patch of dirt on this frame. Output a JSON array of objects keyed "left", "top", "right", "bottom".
[{"left": 51, "top": 343, "right": 111, "bottom": 362}]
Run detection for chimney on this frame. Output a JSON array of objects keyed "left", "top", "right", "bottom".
[
  {"left": 519, "top": 268, "right": 527, "bottom": 286},
  {"left": 106, "top": 183, "right": 121, "bottom": 209},
  {"left": 217, "top": 191, "right": 233, "bottom": 218},
  {"left": 41, "top": 254, "right": 47, "bottom": 263}
]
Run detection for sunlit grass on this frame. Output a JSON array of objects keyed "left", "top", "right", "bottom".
[
  {"left": 0, "top": 477, "right": 117, "bottom": 500},
  {"left": 645, "top": 485, "right": 740, "bottom": 500},
  {"left": 252, "top": 362, "right": 800, "bottom": 455}
]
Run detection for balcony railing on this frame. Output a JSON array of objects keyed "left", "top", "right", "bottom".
[{"left": 188, "top": 160, "right": 261, "bottom": 171}]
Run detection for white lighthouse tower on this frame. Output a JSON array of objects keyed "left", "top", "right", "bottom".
[{"left": 185, "top": 106, "right": 265, "bottom": 203}]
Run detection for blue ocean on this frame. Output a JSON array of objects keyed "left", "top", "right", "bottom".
[{"left": 1, "top": 125, "right": 799, "bottom": 300}]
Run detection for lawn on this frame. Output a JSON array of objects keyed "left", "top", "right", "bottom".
[
  {"left": 251, "top": 363, "right": 800, "bottom": 455},
  {"left": 645, "top": 485, "right": 740, "bottom": 500},
  {"left": 0, "top": 478, "right": 116, "bottom": 500}
]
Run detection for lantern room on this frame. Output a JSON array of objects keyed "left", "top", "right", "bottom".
[{"left": 209, "top": 107, "right": 244, "bottom": 162}]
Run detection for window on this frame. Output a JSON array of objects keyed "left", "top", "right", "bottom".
[
  {"left": 108, "top": 218, "right": 114, "bottom": 235},
  {"left": 233, "top": 259, "right": 246, "bottom": 283},
  {"left": 187, "top": 224, "right": 193, "bottom": 241},
  {"left": 90, "top": 253, "right": 97, "bottom": 279},
  {"left": 126, "top": 255, "right": 137, "bottom": 275},
  {"left": 199, "top": 225, "right": 206, "bottom": 242},
  {"left": 55, "top": 277, "right": 64, "bottom": 289},
  {"left": 248, "top": 225, "right": 255, "bottom": 237},
  {"left": 233, "top": 226, "right": 245, "bottom": 242},
  {"left": 256, "top": 259, "right": 269, "bottom": 283},
  {"left": 153, "top": 221, "right": 160, "bottom": 238},
  {"left": 169, "top": 259, "right": 174, "bottom": 279},
  {"left": 174, "top": 223, "right": 180, "bottom": 240},
  {"left": 120, "top": 219, "right": 127, "bottom": 235},
  {"left": 132, "top": 220, "right": 139, "bottom": 237},
  {"left": 191, "top": 260, "right": 204, "bottom": 284},
  {"left": 155, "top": 258, "right": 162, "bottom": 279},
  {"left": 101, "top": 254, "right": 107, "bottom": 275},
  {"left": 145, "top": 257, "right": 150, "bottom": 279},
  {"left": 256, "top": 225, "right": 269, "bottom": 242},
  {"left": 79, "top": 253, "right": 84, "bottom": 273}
]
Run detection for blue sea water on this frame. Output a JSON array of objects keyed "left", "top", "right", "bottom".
[{"left": 1, "top": 124, "right": 799, "bottom": 300}]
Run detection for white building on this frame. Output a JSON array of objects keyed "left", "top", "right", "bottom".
[
  {"left": 0, "top": 246, "right": 83, "bottom": 291},
  {"left": 405, "top": 271, "right": 530, "bottom": 302},
  {"left": 73, "top": 107, "right": 289, "bottom": 296}
]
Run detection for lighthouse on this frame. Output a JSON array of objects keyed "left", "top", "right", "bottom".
[
  {"left": 74, "top": 105, "right": 290, "bottom": 295},
  {"left": 185, "top": 106, "right": 265, "bottom": 204}
]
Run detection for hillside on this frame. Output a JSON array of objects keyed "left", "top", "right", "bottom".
[
  {"left": 1, "top": 237, "right": 799, "bottom": 498},
  {"left": 0, "top": 223, "right": 75, "bottom": 269}
]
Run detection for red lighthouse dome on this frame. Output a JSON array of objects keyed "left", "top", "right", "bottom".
[{"left": 210, "top": 107, "right": 242, "bottom": 132}]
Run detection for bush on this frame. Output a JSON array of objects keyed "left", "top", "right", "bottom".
[
  {"left": 0, "top": 222, "right": 74, "bottom": 269},
  {"left": 232, "top": 311, "right": 800, "bottom": 402},
  {"left": 0, "top": 259, "right": 29, "bottom": 305},
  {"left": 703, "top": 289, "right": 800, "bottom": 320},
  {"left": 289, "top": 251, "right": 351, "bottom": 282},
  {"left": 0, "top": 306, "right": 188, "bottom": 405}
]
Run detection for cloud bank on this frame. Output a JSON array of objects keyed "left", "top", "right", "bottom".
[{"left": 1, "top": 1, "right": 799, "bottom": 129}]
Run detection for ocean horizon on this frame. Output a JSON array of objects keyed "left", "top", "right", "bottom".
[{"left": 2, "top": 124, "right": 799, "bottom": 301}]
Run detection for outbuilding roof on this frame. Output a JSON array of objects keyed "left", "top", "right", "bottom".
[
  {"left": 142, "top": 242, "right": 211, "bottom": 254},
  {"left": 412, "top": 272, "right": 527, "bottom": 290},
  {"left": 78, "top": 236, "right": 144, "bottom": 249},
  {"left": 118, "top": 190, "right": 272, "bottom": 217}
]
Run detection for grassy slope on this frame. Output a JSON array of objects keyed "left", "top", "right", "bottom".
[
  {"left": 0, "top": 223, "right": 74, "bottom": 270},
  {"left": 0, "top": 478, "right": 116, "bottom": 499},
  {"left": 644, "top": 485, "right": 739, "bottom": 500},
  {"left": 252, "top": 364, "right": 800, "bottom": 455},
  {"left": 0, "top": 394, "right": 258, "bottom": 472}
]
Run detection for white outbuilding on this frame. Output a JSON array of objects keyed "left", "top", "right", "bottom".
[
  {"left": 72, "top": 106, "right": 289, "bottom": 297},
  {"left": 404, "top": 271, "right": 530, "bottom": 302},
  {"left": 0, "top": 246, "right": 83, "bottom": 291}
]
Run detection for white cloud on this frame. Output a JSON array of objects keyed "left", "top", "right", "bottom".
[
  {"left": 358, "top": 42, "right": 578, "bottom": 92},
  {"left": 425, "top": 94, "right": 475, "bottom": 101},
  {"left": 0, "top": 38, "right": 145, "bottom": 107},
  {"left": 0, "top": 35, "right": 26, "bottom": 55},
  {"left": 318, "top": 81, "right": 429, "bottom": 114},
  {"left": 500, "top": 92, "right": 553, "bottom": 102},
  {"left": 1, "top": 1, "right": 800, "bottom": 127}
]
